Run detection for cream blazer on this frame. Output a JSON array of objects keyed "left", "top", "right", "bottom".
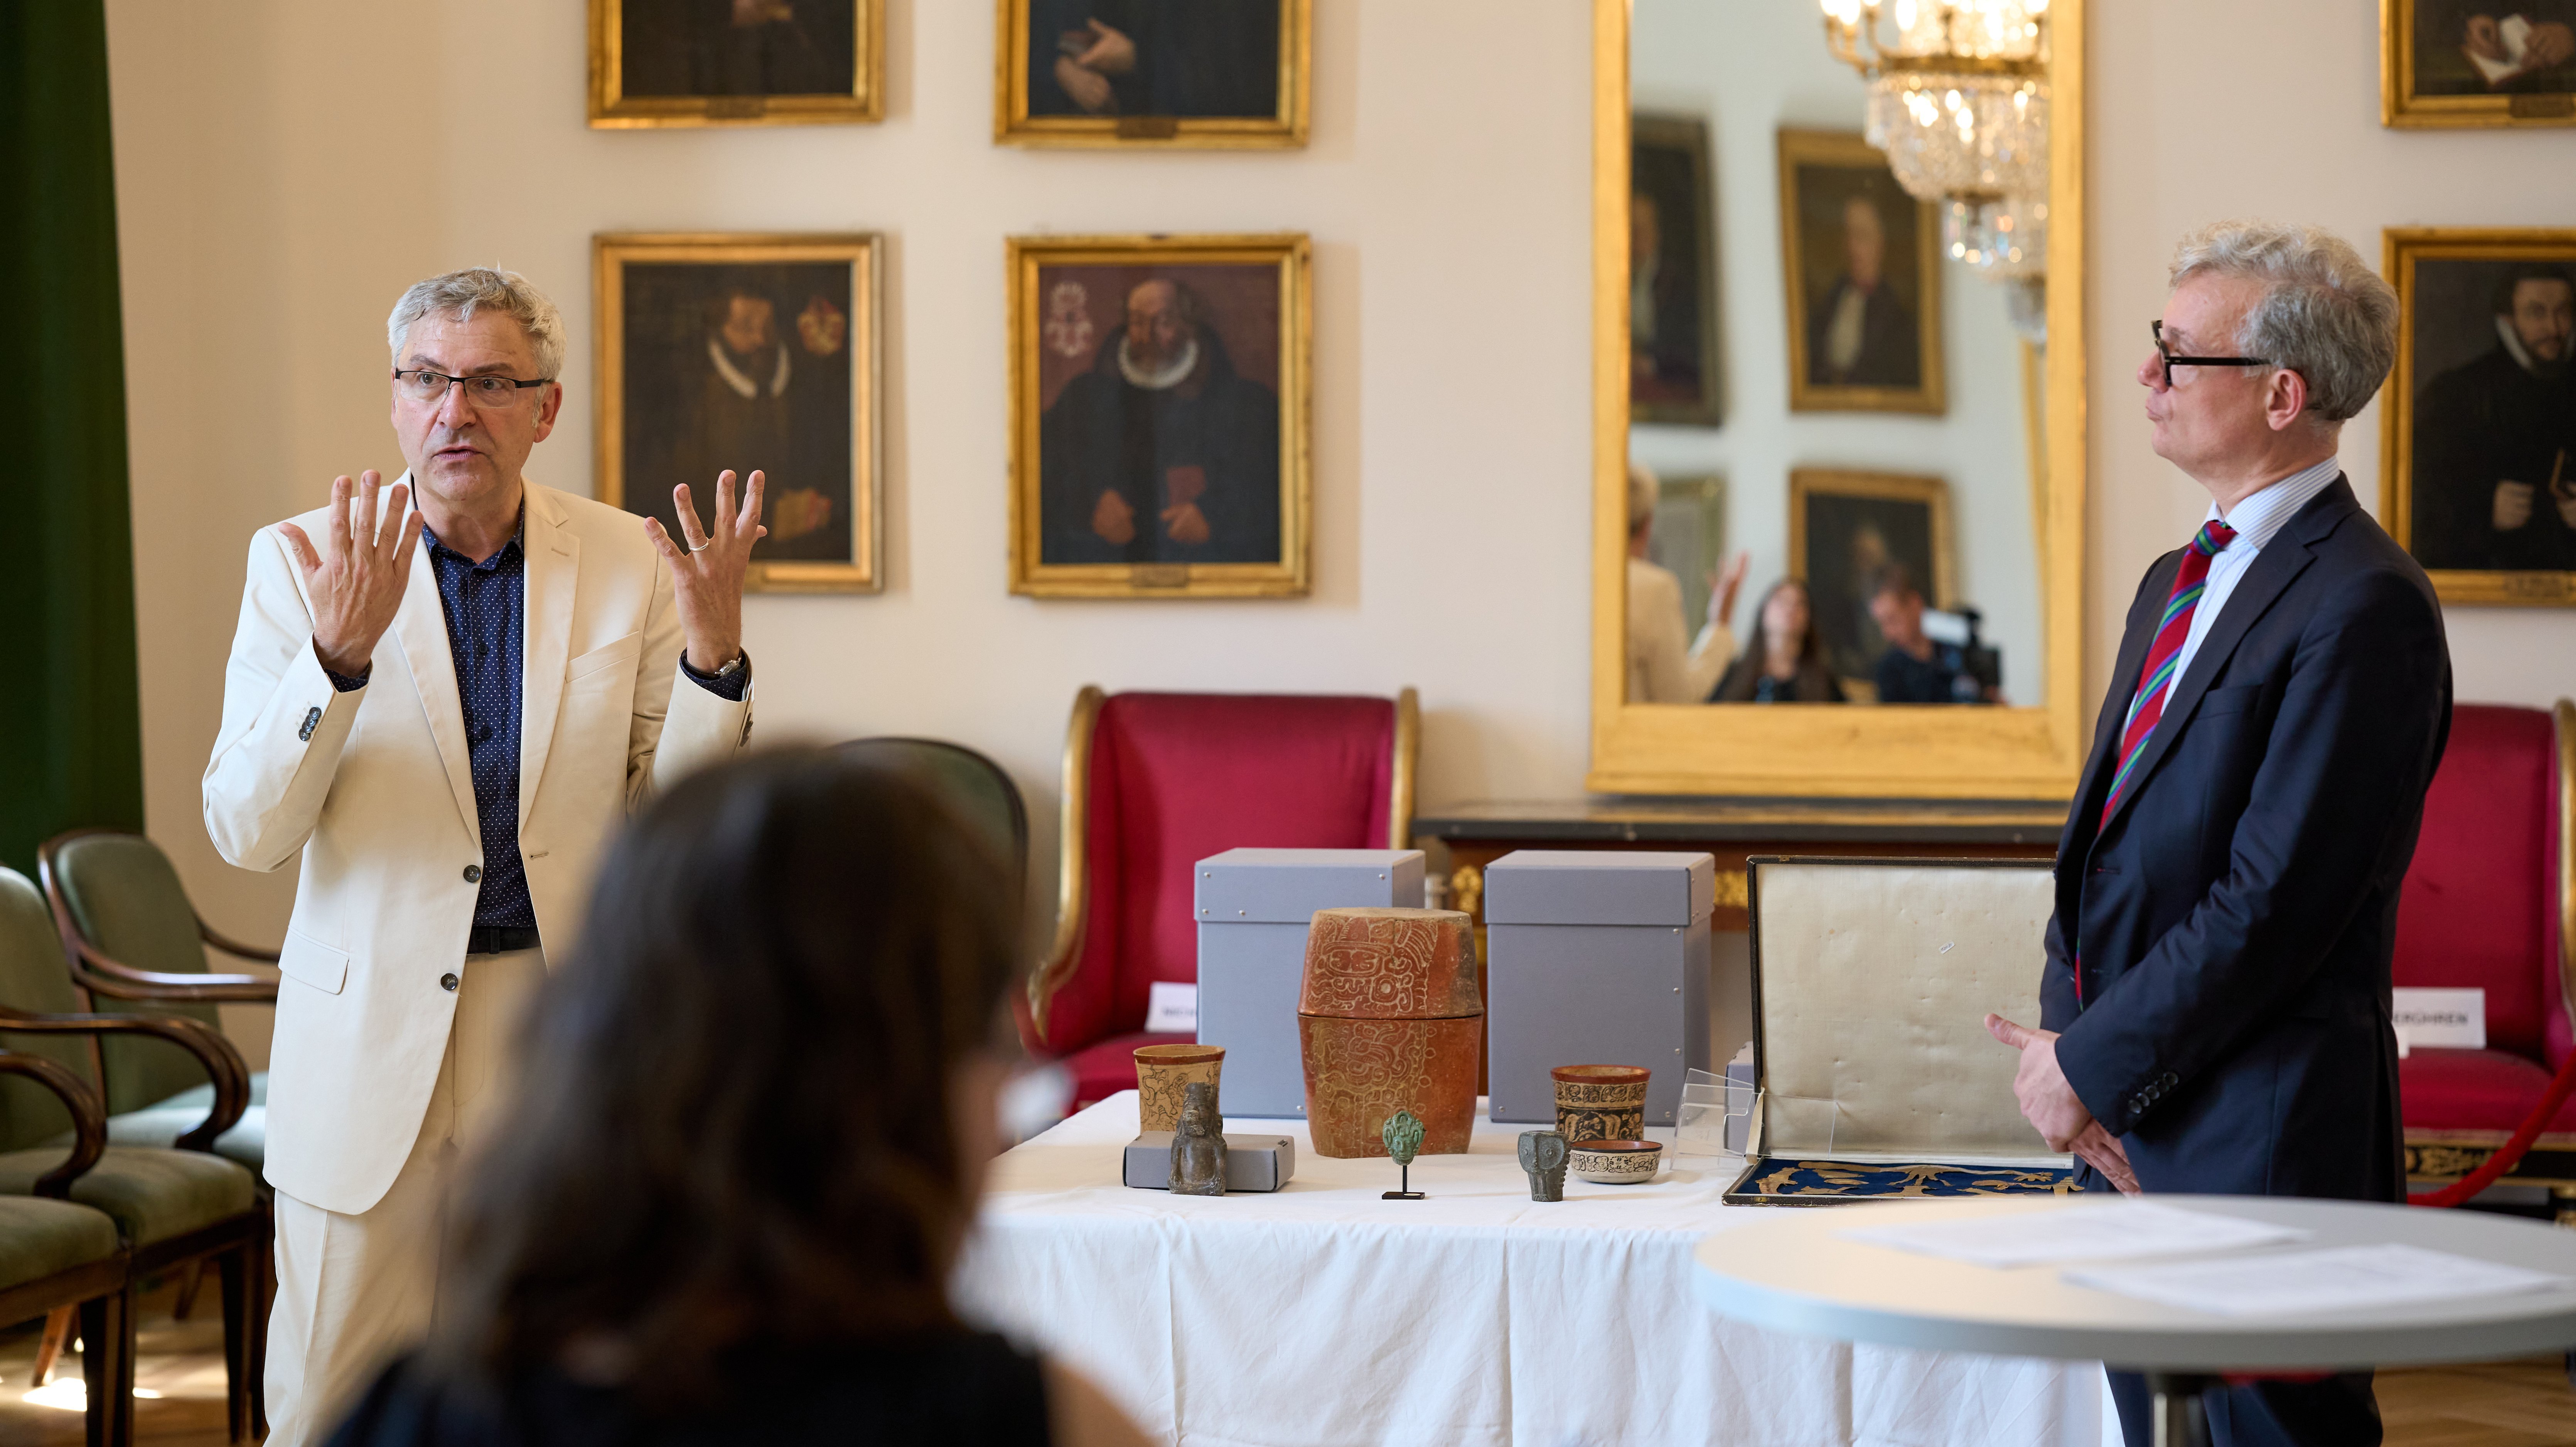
[{"left": 202, "top": 480, "right": 752, "bottom": 1214}]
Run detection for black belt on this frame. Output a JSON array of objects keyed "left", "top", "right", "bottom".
[{"left": 465, "top": 925, "right": 542, "bottom": 956}]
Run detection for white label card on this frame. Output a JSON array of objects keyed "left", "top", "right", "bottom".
[
  {"left": 2391, "top": 988, "right": 2485, "bottom": 1049},
  {"left": 1146, "top": 981, "right": 1199, "bottom": 1034}
]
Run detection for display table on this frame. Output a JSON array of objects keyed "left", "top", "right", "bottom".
[
  {"left": 956, "top": 1092, "right": 2110, "bottom": 1447},
  {"left": 1694, "top": 1195, "right": 2576, "bottom": 1445}
]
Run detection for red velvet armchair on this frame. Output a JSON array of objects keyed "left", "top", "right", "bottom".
[
  {"left": 2394, "top": 700, "right": 2576, "bottom": 1210},
  {"left": 1023, "top": 686, "right": 1419, "bottom": 1109}
]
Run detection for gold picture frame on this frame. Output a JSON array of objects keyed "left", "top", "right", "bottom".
[
  {"left": 1007, "top": 234, "right": 1312, "bottom": 599},
  {"left": 588, "top": 0, "right": 884, "bottom": 128},
  {"left": 2382, "top": 0, "right": 2576, "bottom": 128},
  {"left": 1789, "top": 468, "right": 1957, "bottom": 687},
  {"left": 993, "top": 0, "right": 1311, "bottom": 148},
  {"left": 594, "top": 232, "right": 884, "bottom": 594},
  {"left": 2381, "top": 227, "right": 2576, "bottom": 605},
  {"left": 1588, "top": 0, "right": 2092, "bottom": 798},
  {"left": 1778, "top": 128, "right": 1946, "bottom": 416}
]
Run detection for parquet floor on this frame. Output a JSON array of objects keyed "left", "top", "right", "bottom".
[{"left": 0, "top": 1285, "right": 2571, "bottom": 1444}]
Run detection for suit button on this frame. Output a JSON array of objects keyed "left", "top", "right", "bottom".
[
  {"left": 440, "top": 973, "right": 459, "bottom": 992},
  {"left": 463, "top": 865, "right": 482, "bottom": 883}
]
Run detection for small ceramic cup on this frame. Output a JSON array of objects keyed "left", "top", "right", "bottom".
[
  {"left": 1135, "top": 1044, "right": 1225, "bottom": 1133},
  {"left": 1551, "top": 1064, "right": 1650, "bottom": 1145},
  {"left": 1568, "top": 1138, "right": 1664, "bottom": 1185}
]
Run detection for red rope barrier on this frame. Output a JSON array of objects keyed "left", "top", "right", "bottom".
[{"left": 2409, "top": 1045, "right": 2576, "bottom": 1209}]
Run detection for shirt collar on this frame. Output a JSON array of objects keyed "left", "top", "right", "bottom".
[
  {"left": 2204, "top": 455, "right": 2340, "bottom": 554},
  {"left": 420, "top": 517, "right": 526, "bottom": 570}
]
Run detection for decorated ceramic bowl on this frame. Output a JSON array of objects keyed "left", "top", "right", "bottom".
[{"left": 1568, "top": 1138, "right": 1663, "bottom": 1185}]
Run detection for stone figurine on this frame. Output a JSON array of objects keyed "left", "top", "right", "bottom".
[
  {"left": 1380, "top": 1108, "right": 1427, "bottom": 1200},
  {"left": 1518, "top": 1129, "right": 1570, "bottom": 1201},
  {"left": 1170, "top": 1082, "right": 1229, "bottom": 1196}
]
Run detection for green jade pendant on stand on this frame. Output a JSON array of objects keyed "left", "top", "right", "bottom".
[{"left": 1381, "top": 1109, "right": 1427, "bottom": 1200}]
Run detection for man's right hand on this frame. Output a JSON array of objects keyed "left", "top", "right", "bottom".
[
  {"left": 1091, "top": 488, "right": 1137, "bottom": 547},
  {"left": 278, "top": 471, "right": 421, "bottom": 679},
  {"left": 2495, "top": 479, "right": 2534, "bottom": 531}
]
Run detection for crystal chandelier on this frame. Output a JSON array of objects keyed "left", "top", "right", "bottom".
[{"left": 1819, "top": 0, "right": 2051, "bottom": 280}]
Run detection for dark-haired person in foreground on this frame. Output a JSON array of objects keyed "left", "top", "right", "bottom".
[{"left": 324, "top": 750, "right": 1151, "bottom": 1447}]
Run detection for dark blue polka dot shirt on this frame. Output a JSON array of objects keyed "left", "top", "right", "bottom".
[{"left": 323, "top": 519, "right": 747, "bottom": 930}]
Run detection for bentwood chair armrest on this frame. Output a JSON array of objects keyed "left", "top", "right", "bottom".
[
  {"left": 195, "top": 921, "right": 280, "bottom": 967},
  {"left": 0, "top": 1051, "right": 110, "bottom": 1198},
  {"left": 0, "top": 1011, "right": 250, "bottom": 1154},
  {"left": 37, "top": 828, "right": 281, "bottom": 1003},
  {"left": 1027, "top": 685, "right": 1106, "bottom": 1045}
]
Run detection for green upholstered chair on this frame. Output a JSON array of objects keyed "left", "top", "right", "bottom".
[
  {"left": 37, "top": 830, "right": 271, "bottom": 1170},
  {"left": 0, "top": 1048, "right": 130, "bottom": 1447},
  {"left": 0, "top": 865, "right": 266, "bottom": 1444},
  {"left": 834, "top": 737, "right": 1030, "bottom": 890}
]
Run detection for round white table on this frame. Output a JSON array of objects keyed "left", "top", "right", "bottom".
[{"left": 1694, "top": 1194, "right": 2576, "bottom": 1446}]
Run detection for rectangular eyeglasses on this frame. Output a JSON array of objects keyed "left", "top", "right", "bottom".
[{"left": 2150, "top": 320, "right": 2271, "bottom": 388}]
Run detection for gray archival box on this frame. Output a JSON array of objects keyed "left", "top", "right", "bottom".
[
  {"left": 1194, "top": 848, "right": 1427, "bottom": 1118},
  {"left": 1485, "top": 850, "right": 1715, "bottom": 1127}
]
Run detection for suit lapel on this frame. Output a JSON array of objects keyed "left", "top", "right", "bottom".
[
  {"left": 518, "top": 485, "right": 580, "bottom": 819},
  {"left": 2070, "top": 553, "right": 2175, "bottom": 866},
  {"left": 2095, "top": 479, "right": 2351, "bottom": 837},
  {"left": 388, "top": 484, "right": 482, "bottom": 846}
]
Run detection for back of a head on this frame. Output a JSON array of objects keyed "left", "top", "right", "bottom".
[
  {"left": 2166, "top": 220, "right": 2400, "bottom": 426},
  {"left": 432, "top": 748, "right": 1024, "bottom": 1403}
]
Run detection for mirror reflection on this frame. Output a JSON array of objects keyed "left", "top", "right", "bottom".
[{"left": 1623, "top": 0, "right": 2051, "bottom": 711}]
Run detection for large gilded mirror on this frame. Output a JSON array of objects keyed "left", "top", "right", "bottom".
[{"left": 1590, "top": 0, "right": 2089, "bottom": 799}]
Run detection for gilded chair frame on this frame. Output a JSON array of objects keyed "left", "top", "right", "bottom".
[
  {"left": 1026, "top": 685, "right": 1420, "bottom": 1041},
  {"left": 39, "top": 830, "right": 280, "bottom": 1006},
  {"left": 1587, "top": 0, "right": 2092, "bottom": 799},
  {"left": 2403, "top": 698, "right": 2576, "bottom": 1207}
]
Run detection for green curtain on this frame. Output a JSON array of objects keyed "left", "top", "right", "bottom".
[{"left": 0, "top": 0, "right": 144, "bottom": 875}]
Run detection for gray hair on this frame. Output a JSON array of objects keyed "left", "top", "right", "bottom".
[
  {"left": 386, "top": 268, "right": 567, "bottom": 381},
  {"left": 2167, "top": 221, "right": 2397, "bottom": 425}
]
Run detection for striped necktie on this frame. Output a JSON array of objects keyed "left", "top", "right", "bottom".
[{"left": 2100, "top": 519, "right": 2238, "bottom": 828}]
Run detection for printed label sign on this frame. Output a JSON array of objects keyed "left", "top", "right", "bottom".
[
  {"left": 1146, "top": 981, "right": 1199, "bottom": 1034},
  {"left": 2391, "top": 988, "right": 2485, "bottom": 1050}
]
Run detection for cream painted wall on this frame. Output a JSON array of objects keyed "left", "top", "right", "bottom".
[{"left": 103, "top": 0, "right": 2576, "bottom": 1071}]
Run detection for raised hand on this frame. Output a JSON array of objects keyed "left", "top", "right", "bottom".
[
  {"left": 278, "top": 471, "right": 422, "bottom": 678},
  {"left": 644, "top": 469, "right": 766, "bottom": 674}
]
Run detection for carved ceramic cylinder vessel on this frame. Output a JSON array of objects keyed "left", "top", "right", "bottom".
[
  {"left": 1296, "top": 907, "right": 1482, "bottom": 1158},
  {"left": 1552, "top": 1064, "right": 1651, "bottom": 1145}
]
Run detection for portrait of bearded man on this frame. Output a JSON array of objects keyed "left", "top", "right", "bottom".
[
  {"left": 1038, "top": 276, "right": 1284, "bottom": 567},
  {"left": 2408, "top": 260, "right": 2576, "bottom": 574}
]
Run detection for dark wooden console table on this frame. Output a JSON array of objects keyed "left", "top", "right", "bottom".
[{"left": 1414, "top": 797, "right": 2067, "bottom": 930}]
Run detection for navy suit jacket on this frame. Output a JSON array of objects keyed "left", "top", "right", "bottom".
[{"left": 2042, "top": 476, "right": 2450, "bottom": 1201}]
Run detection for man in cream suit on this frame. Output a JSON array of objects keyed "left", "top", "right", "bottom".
[{"left": 204, "top": 269, "right": 765, "bottom": 1444}]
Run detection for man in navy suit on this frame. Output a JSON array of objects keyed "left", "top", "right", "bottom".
[{"left": 1985, "top": 221, "right": 2451, "bottom": 1446}]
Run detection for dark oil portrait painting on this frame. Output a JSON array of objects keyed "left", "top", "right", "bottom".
[
  {"left": 1630, "top": 113, "right": 1721, "bottom": 427},
  {"left": 1010, "top": 236, "right": 1309, "bottom": 598},
  {"left": 2388, "top": 0, "right": 2576, "bottom": 126},
  {"left": 998, "top": 0, "right": 1307, "bottom": 147},
  {"left": 592, "top": 0, "right": 880, "bottom": 126},
  {"left": 598, "top": 235, "right": 881, "bottom": 592},
  {"left": 1791, "top": 470, "right": 1951, "bottom": 685},
  {"left": 2385, "top": 230, "right": 2576, "bottom": 604},
  {"left": 1779, "top": 130, "right": 1944, "bottom": 415}
]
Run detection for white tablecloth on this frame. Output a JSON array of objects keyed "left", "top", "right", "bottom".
[{"left": 955, "top": 1093, "right": 2112, "bottom": 1447}]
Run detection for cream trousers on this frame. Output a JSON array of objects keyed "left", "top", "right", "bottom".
[{"left": 261, "top": 947, "right": 545, "bottom": 1447}]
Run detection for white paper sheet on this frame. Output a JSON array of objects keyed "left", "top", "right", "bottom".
[
  {"left": 2066, "top": 1243, "right": 2573, "bottom": 1317},
  {"left": 1840, "top": 1201, "right": 2310, "bottom": 1268}
]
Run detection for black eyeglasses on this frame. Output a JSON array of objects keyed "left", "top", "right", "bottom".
[
  {"left": 2150, "top": 320, "right": 2272, "bottom": 388},
  {"left": 393, "top": 368, "right": 552, "bottom": 408}
]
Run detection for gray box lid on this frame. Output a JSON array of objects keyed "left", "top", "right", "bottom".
[
  {"left": 1194, "top": 848, "right": 1426, "bottom": 924},
  {"left": 1484, "top": 850, "right": 1716, "bottom": 926}
]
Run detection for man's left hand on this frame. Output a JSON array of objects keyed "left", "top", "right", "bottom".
[
  {"left": 644, "top": 468, "right": 766, "bottom": 674},
  {"left": 1985, "top": 1013, "right": 2139, "bottom": 1194}
]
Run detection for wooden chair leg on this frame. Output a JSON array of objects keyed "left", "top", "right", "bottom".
[
  {"left": 33, "top": 1302, "right": 74, "bottom": 1386},
  {"left": 171, "top": 1259, "right": 205, "bottom": 1321},
  {"left": 219, "top": 1246, "right": 252, "bottom": 1444},
  {"left": 79, "top": 1287, "right": 130, "bottom": 1447}
]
